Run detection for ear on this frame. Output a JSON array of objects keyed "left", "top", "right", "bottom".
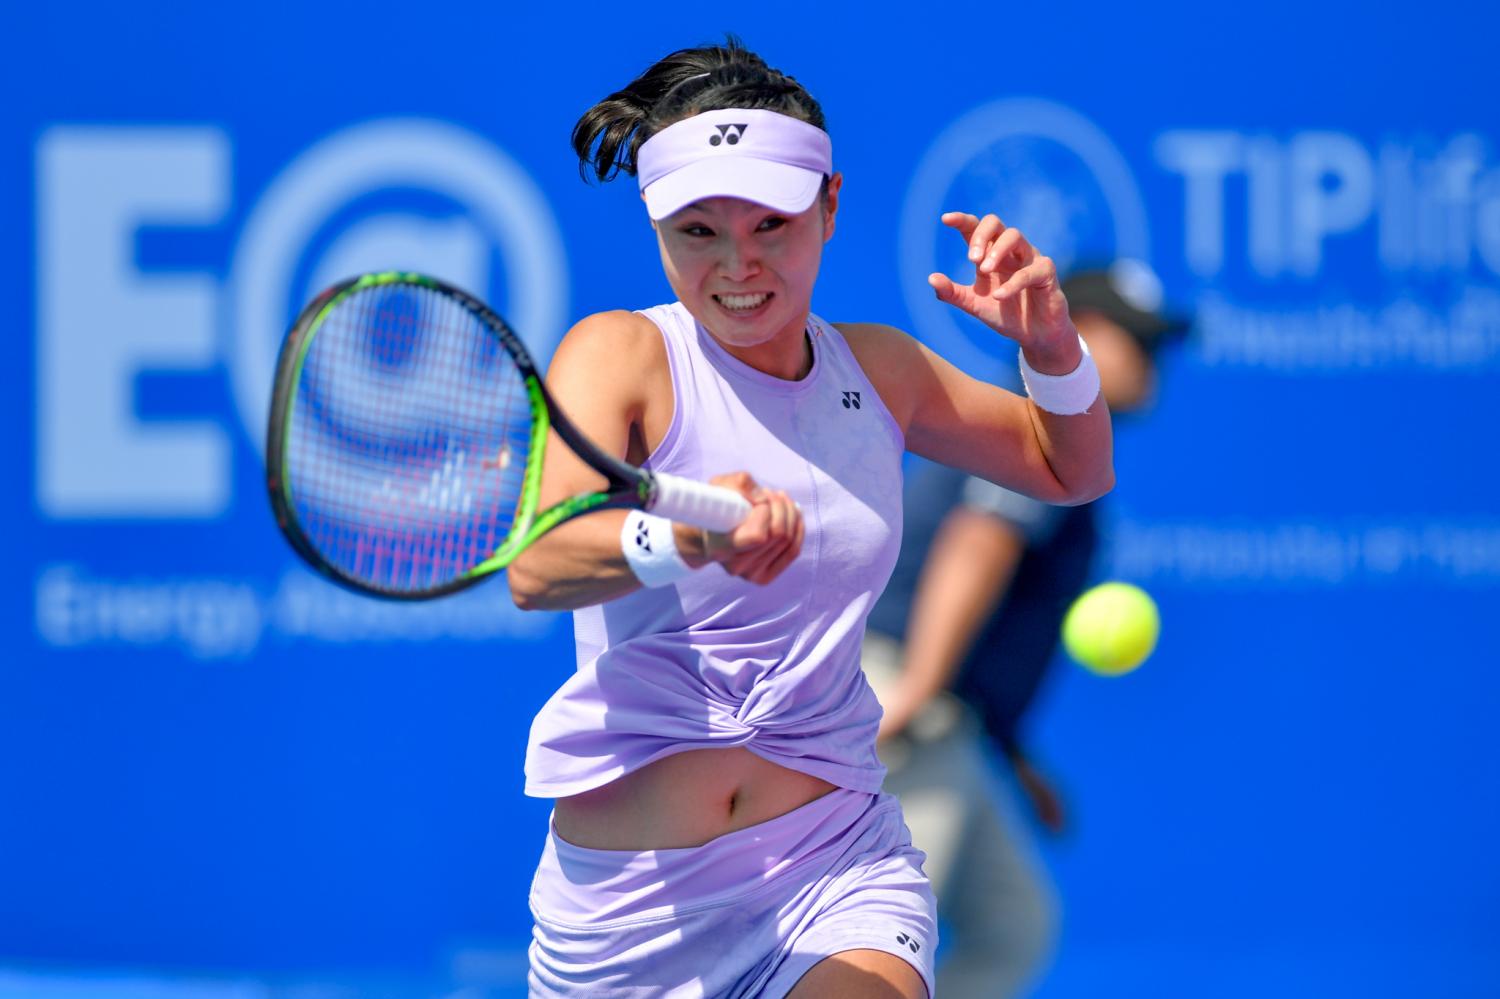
[{"left": 822, "top": 172, "right": 843, "bottom": 242}]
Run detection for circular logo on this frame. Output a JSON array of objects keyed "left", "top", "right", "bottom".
[
  {"left": 899, "top": 98, "right": 1150, "bottom": 378},
  {"left": 229, "top": 118, "right": 568, "bottom": 456}
]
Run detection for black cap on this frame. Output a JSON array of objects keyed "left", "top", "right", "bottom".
[{"left": 1061, "top": 260, "right": 1191, "bottom": 353}]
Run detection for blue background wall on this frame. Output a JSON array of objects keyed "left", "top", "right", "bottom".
[{"left": 6, "top": 3, "right": 1497, "bottom": 996}]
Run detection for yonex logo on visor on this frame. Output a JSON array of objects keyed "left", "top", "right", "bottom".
[
  {"left": 637, "top": 108, "right": 834, "bottom": 220},
  {"left": 710, "top": 124, "right": 748, "bottom": 146}
]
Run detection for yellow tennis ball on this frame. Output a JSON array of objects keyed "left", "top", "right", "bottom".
[{"left": 1062, "top": 582, "right": 1160, "bottom": 676}]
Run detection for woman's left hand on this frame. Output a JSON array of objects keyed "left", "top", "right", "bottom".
[{"left": 928, "top": 212, "right": 1076, "bottom": 358}]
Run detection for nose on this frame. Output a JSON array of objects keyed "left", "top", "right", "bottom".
[{"left": 717, "top": 233, "right": 761, "bottom": 282}]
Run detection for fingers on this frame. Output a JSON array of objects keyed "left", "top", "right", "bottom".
[
  {"left": 699, "top": 480, "right": 804, "bottom": 585},
  {"left": 928, "top": 272, "right": 990, "bottom": 321},
  {"left": 941, "top": 212, "right": 1016, "bottom": 268},
  {"left": 931, "top": 212, "right": 1074, "bottom": 348},
  {"left": 927, "top": 271, "right": 956, "bottom": 300},
  {"left": 734, "top": 534, "right": 793, "bottom": 585},
  {"left": 729, "top": 489, "right": 801, "bottom": 584},
  {"left": 968, "top": 214, "right": 1006, "bottom": 264},
  {"left": 993, "top": 254, "right": 1058, "bottom": 301},
  {"left": 736, "top": 494, "right": 804, "bottom": 584},
  {"left": 939, "top": 211, "right": 980, "bottom": 242},
  {"left": 979, "top": 226, "right": 1027, "bottom": 276},
  {"left": 701, "top": 471, "right": 765, "bottom": 563},
  {"left": 707, "top": 470, "right": 760, "bottom": 502},
  {"left": 937, "top": 210, "right": 1053, "bottom": 296}
]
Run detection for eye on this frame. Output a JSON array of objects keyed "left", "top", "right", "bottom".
[
  {"left": 678, "top": 223, "right": 714, "bottom": 237},
  {"left": 757, "top": 216, "right": 788, "bottom": 232}
]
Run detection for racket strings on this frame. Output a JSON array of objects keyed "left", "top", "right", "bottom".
[{"left": 284, "top": 282, "right": 535, "bottom": 593}]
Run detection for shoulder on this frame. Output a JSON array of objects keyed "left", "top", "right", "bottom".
[
  {"left": 831, "top": 321, "right": 920, "bottom": 360},
  {"left": 547, "top": 309, "right": 669, "bottom": 394},
  {"left": 545, "top": 309, "right": 671, "bottom": 424},
  {"left": 831, "top": 322, "right": 936, "bottom": 431},
  {"left": 549, "top": 309, "right": 666, "bottom": 374}
]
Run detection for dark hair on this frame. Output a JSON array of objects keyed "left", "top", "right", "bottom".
[{"left": 572, "top": 37, "right": 827, "bottom": 183}]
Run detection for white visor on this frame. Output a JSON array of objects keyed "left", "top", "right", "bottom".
[{"left": 636, "top": 108, "right": 833, "bottom": 221}]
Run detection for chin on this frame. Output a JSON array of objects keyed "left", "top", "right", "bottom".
[
  {"left": 711, "top": 323, "right": 782, "bottom": 349},
  {"left": 695, "top": 299, "right": 787, "bottom": 347}
]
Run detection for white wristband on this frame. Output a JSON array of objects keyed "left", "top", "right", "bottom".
[
  {"left": 1018, "top": 335, "right": 1102, "bottom": 416},
  {"left": 621, "top": 511, "right": 694, "bottom": 587}
]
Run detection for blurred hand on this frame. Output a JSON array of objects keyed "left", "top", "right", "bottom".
[
  {"left": 1012, "top": 751, "right": 1067, "bottom": 834},
  {"left": 876, "top": 695, "right": 919, "bottom": 744},
  {"left": 928, "top": 212, "right": 1077, "bottom": 360},
  {"left": 676, "top": 471, "right": 803, "bottom": 585}
]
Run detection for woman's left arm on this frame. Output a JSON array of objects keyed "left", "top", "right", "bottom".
[{"left": 846, "top": 212, "right": 1114, "bottom": 505}]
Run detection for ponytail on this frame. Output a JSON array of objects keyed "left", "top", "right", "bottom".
[{"left": 572, "top": 37, "right": 827, "bottom": 183}]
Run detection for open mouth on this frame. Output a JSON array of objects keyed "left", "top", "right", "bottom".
[{"left": 712, "top": 292, "right": 773, "bottom": 315}]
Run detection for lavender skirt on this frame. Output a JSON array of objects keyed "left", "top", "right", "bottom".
[{"left": 528, "top": 788, "right": 936, "bottom": 998}]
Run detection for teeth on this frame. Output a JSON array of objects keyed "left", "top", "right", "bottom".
[{"left": 716, "top": 293, "right": 770, "bottom": 310}]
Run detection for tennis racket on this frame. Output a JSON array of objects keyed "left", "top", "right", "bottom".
[{"left": 266, "top": 271, "right": 751, "bottom": 599}]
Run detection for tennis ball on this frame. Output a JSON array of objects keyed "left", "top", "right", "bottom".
[{"left": 1062, "top": 582, "right": 1159, "bottom": 676}]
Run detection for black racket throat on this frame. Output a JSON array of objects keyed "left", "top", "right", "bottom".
[{"left": 264, "top": 272, "right": 744, "bottom": 601}]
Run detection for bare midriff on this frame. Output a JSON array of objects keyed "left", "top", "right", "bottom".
[{"left": 551, "top": 747, "right": 839, "bottom": 851}]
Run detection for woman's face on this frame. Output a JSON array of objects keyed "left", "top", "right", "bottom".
[{"left": 653, "top": 175, "right": 841, "bottom": 359}]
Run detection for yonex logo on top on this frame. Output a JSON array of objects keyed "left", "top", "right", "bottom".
[
  {"left": 841, "top": 391, "right": 861, "bottom": 410},
  {"left": 709, "top": 124, "right": 748, "bottom": 146},
  {"left": 896, "top": 932, "right": 921, "bottom": 953}
]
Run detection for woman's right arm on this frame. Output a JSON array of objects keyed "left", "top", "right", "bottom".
[{"left": 507, "top": 311, "right": 803, "bottom": 612}]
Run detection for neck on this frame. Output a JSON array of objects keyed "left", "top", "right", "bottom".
[{"left": 712, "top": 314, "right": 815, "bottom": 381}]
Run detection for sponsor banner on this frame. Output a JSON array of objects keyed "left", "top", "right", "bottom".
[{"left": 8, "top": 4, "right": 1496, "bottom": 991}]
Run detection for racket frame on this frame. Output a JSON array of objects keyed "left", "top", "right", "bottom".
[{"left": 266, "top": 271, "right": 655, "bottom": 600}]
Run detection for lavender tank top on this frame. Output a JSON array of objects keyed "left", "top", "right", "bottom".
[{"left": 523, "top": 302, "right": 905, "bottom": 797}]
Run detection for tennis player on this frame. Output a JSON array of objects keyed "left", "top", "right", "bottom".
[{"left": 508, "top": 39, "right": 1114, "bottom": 999}]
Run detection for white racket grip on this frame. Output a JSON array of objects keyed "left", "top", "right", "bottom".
[{"left": 647, "top": 472, "right": 752, "bottom": 532}]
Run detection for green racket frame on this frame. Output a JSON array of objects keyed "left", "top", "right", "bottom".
[{"left": 266, "top": 271, "right": 653, "bottom": 600}]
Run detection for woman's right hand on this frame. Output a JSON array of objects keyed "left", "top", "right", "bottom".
[{"left": 676, "top": 472, "right": 804, "bottom": 585}]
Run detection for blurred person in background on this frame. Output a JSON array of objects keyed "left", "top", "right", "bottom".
[{"left": 863, "top": 261, "right": 1190, "bottom": 997}]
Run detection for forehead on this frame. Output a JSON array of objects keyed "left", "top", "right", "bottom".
[
  {"left": 674, "top": 196, "right": 780, "bottom": 218},
  {"left": 667, "top": 196, "right": 823, "bottom": 225}
]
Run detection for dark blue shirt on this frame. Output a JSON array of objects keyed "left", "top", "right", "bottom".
[{"left": 868, "top": 458, "right": 1099, "bottom": 754}]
